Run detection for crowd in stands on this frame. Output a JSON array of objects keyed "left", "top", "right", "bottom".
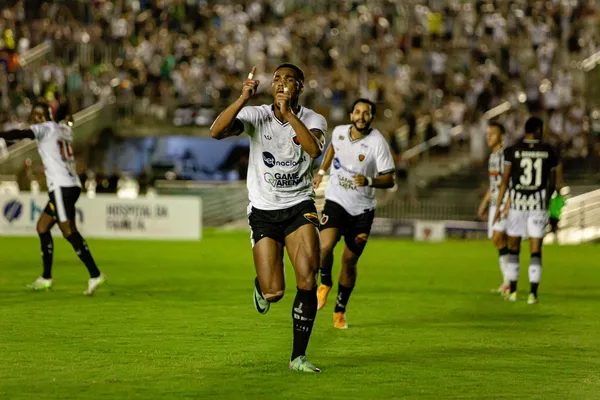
[{"left": 2, "top": 0, "right": 600, "bottom": 187}]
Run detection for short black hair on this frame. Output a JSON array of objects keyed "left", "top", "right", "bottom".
[
  {"left": 351, "top": 98, "right": 376, "bottom": 116},
  {"left": 488, "top": 121, "right": 505, "bottom": 134},
  {"left": 32, "top": 102, "right": 53, "bottom": 121},
  {"left": 274, "top": 63, "right": 304, "bottom": 84},
  {"left": 525, "top": 116, "right": 544, "bottom": 135}
]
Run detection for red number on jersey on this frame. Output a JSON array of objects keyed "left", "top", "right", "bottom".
[{"left": 57, "top": 140, "right": 74, "bottom": 161}]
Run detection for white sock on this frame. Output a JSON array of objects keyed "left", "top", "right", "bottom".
[
  {"left": 506, "top": 253, "right": 520, "bottom": 283},
  {"left": 499, "top": 253, "right": 510, "bottom": 285},
  {"left": 529, "top": 255, "right": 542, "bottom": 284}
]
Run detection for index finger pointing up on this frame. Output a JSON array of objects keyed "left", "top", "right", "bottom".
[{"left": 247, "top": 66, "right": 257, "bottom": 80}]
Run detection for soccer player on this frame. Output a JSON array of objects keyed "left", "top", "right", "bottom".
[
  {"left": 313, "top": 98, "right": 395, "bottom": 329},
  {"left": 493, "top": 117, "right": 559, "bottom": 304},
  {"left": 210, "top": 64, "right": 327, "bottom": 372},
  {"left": 477, "top": 122, "right": 510, "bottom": 295},
  {"left": 0, "top": 103, "right": 105, "bottom": 295}
]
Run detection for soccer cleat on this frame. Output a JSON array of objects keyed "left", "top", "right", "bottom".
[
  {"left": 28, "top": 277, "right": 53, "bottom": 291},
  {"left": 84, "top": 274, "right": 106, "bottom": 296},
  {"left": 253, "top": 278, "right": 270, "bottom": 314},
  {"left": 333, "top": 311, "right": 348, "bottom": 329},
  {"left": 491, "top": 283, "right": 510, "bottom": 295},
  {"left": 505, "top": 292, "right": 517, "bottom": 302},
  {"left": 317, "top": 284, "right": 331, "bottom": 310},
  {"left": 289, "top": 356, "right": 321, "bottom": 373},
  {"left": 527, "top": 293, "right": 539, "bottom": 305}
]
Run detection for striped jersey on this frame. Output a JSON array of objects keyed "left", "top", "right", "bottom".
[
  {"left": 488, "top": 148, "right": 504, "bottom": 207},
  {"left": 504, "top": 139, "right": 559, "bottom": 211}
]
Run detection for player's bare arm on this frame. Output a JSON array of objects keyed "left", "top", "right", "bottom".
[
  {"left": 353, "top": 172, "right": 394, "bottom": 189},
  {"left": 0, "top": 129, "right": 35, "bottom": 141},
  {"left": 210, "top": 67, "right": 260, "bottom": 139},
  {"left": 314, "top": 143, "right": 335, "bottom": 188},
  {"left": 478, "top": 189, "right": 492, "bottom": 221},
  {"left": 493, "top": 164, "right": 512, "bottom": 224}
]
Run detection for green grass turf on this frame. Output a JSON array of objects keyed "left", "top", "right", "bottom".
[{"left": 1, "top": 231, "right": 599, "bottom": 399}]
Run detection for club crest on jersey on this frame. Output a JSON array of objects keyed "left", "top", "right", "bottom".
[
  {"left": 292, "top": 135, "right": 300, "bottom": 146},
  {"left": 355, "top": 233, "right": 368, "bottom": 244},
  {"left": 304, "top": 212, "right": 319, "bottom": 226},
  {"left": 358, "top": 153, "right": 366, "bottom": 162},
  {"left": 320, "top": 214, "right": 329, "bottom": 225}
]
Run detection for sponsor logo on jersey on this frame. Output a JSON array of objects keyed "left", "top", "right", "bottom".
[
  {"left": 355, "top": 233, "right": 368, "bottom": 244},
  {"left": 337, "top": 175, "right": 357, "bottom": 190},
  {"left": 304, "top": 212, "right": 319, "bottom": 226},
  {"left": 292, "top": 135, "right": 300, "bottom": 146},
  {"left": 264, "top": 172, "right": 303, "bottom": 188},
  {"left": 333, "top": 157, "right": 341, "bottom": 170},
  {"left": 358, "top": 153, "right": 366, "bottom": 162},
  {"left": 262, "top": 152, "right": 306, "bottom": 168},
  {"left": 320, "top": 214, "right": 329, "bottom": 225},
  {"left": 332, "top": 157, "right": 362, "bottom": 175}
]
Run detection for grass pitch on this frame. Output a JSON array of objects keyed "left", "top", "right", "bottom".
[{"left": 1, "top": 231, "right": 599, "bottom": 399}]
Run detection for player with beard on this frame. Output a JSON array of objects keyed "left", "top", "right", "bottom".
[
  {"left": 211, "top": 64, "right": 327, "bottom": 372},
  {"left": 313, "top": 98, "right": 395, "bottom": 328}
]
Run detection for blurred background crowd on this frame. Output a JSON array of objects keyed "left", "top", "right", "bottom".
[{"left": 1, "top": 0, "right": 600, "bottom": 197}]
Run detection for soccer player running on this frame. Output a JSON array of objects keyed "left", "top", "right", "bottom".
[
  {"left": 210, "top": 64, "right": 327, "bottom": 372},
  {"left": 493, "top": 117, "right": 560, "bottom": 304},
  {"left": 477, "top": 122, "right": 510, "bottom": 295},
  {"left": 313, "top": 98, "right": 395, "bottom": 329},
  {"left": 0, "top": 103, "right": 105, "bottom": 295}
]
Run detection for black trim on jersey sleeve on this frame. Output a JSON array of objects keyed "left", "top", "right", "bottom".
[
  {"left": 378, "top": 168, "right": 395, "bottom": 175},
  {"left": 230, "top": 118, "right": 245, "bottom": 136},
  {"left": 503, "top": 146, "right": 514, "bottom": 165},
  {"left": 0, "top": 129, "right": 35, "bottom": 141}
]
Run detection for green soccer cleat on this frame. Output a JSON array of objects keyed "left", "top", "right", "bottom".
[
  {"left": 28, "top": 277, "right": 53, "bottom": 291},
  {"left": 527, "top": 293, "right": 539, "bottom": 305},
  {"left": 505, "top": 292, "right": 517, "bottom": 302},
  {"left": 289, "top": 356, "right": 321, "bottom": 373}
]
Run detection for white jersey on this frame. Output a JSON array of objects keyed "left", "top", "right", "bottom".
[
  {"left": 325, "top": 125, "right": 395, "bottom": 216},
  {"left": 30, "top": 121, "right": 81, "bottom": 192},
  {"left": 237, "top": 104, "right": 327, "bottom": 210}
]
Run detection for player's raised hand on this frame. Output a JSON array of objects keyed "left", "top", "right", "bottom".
[
  {"left": 314, "top": 174, "right": 323, "bottom": 189},
  {"left": 241, "top": 66, "right": 260, "bottom": 101},
  {"left": 353, "top": 175, "right": 368, "bottom": 187},
  {"left": 275, "top": 87, "right": 291, "bottom": 115}
]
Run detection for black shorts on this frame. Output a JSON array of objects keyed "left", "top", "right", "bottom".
[
  {"left": 319, "top": 200, "right": 375, "bottom": 256},
  {"left": 44, "top": 186, "right": 81, "bottom": 223},
  {"left": 248, "top": 200, "right": 319, "bottom": 247}
]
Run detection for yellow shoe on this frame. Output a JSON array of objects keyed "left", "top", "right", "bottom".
[
  {"left": 317, "top": 284, "right": 331, "bottom": 310},
  {"left": 333, "top": 312, "right": 348, "bottom": 329}
]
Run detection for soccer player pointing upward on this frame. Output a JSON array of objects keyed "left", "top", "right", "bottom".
[
  {"left": 314, "top": 98, "right": 395, "bottom": 329},
  {"left": 211, "top": 64, "right": 327, "bottom": 372}
]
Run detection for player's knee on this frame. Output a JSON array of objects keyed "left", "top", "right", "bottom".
[
  {"left": 296, "top": 275, "right": 316, "bottom": 291},
  {"left": 264, "top": 291, "right": 284, "bottom": 303}
]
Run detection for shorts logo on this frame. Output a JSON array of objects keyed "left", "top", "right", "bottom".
[
  {"left": 3, "top": 200, "right": 23, "bottom": 223},
  {"left": 358, "top": 153, "right": 366, "bottom": 162},
  {"left": 320, "top": 214, "right": 329, "bottom": 225},
  {"left": 355, "top": 233, "right": 368, "bottom": 244},
  {"left": 304, "top": 212, "right": 319, "bottom": 226}
]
